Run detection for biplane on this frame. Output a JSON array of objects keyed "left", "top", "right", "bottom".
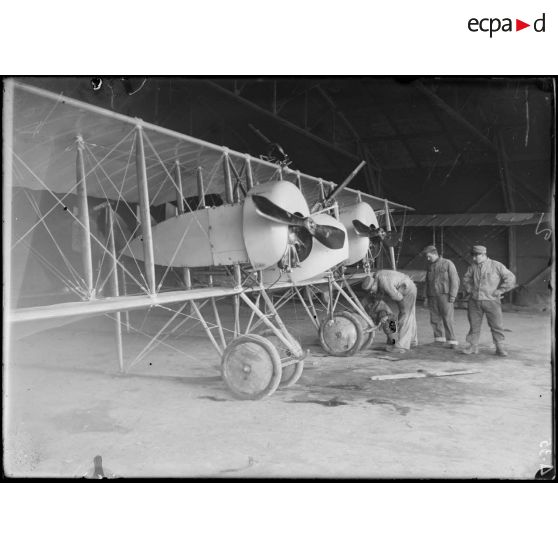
[
  {"left": 4, "top": 79, "right": 412, "bottom": 400},
  {"left": 255, "top": 165, "right": 413, "bottom": 357}
]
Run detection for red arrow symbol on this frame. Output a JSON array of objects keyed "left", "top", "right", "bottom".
[{"left": 516, "top": 19, "right": 530, "bottom": 31}]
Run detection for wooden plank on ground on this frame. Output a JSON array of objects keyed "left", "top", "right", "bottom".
[{"left": 370, "top": 369, "right": 480, "bottom": 381}]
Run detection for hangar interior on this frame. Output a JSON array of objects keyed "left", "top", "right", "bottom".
[{"left": 3, "top": 77, "right": 555, "bottom": 478}]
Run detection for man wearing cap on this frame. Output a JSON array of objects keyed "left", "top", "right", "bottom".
[
  {"left": 362, "top": 270, "right": 417, "bottom": 353},
  {"left": 462, "top": 245, "right": 516, "bottom": 356},
  {"left": 422, "top": 245, "right": 460, "bottom": 348}
]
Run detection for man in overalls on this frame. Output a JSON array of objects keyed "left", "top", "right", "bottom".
[{"left": 362, "top": 270, "right": 418, "bottom": 353}]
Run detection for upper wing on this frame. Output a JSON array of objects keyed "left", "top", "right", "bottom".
[
  {"left": 12, "top": 81, "right": 414, "bottom": 213},
  {"left": 7, "top": 80, "right": 415, "bottom": 326},
  {"left": 11, "top": 81, "right": 331, "bottom": 206},
  {"left": 6, "top": 80, "right": 351, "bottom": 320}
]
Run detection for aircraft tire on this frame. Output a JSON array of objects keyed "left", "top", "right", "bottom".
[
  {"left": 280, "top": 360, "right": 304, "bottom": 388},
  {"left": 260, "top": 330, "right": 305, "bottom": 388},
  {"left": 221, "top": 334, "right": 282, "bottom": 400},
  {"left": 318, "top": 311, "right": 364, "bottom": 357},
  {"left": 350, "top": 312, "right": 376, "bottom": 351}
]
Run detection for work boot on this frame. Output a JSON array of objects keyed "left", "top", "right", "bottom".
[
  {"left": 495, "top": 343, "right": 508, "bottom": 357},
  {"left": 461, "top": 343, "right": 479, "bottom": 355}
]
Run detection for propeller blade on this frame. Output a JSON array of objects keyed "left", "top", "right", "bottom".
[
  {"left": 253, "top": 195, "right": 345, "bottom": 250},
  {"left": 312, "top": 224, "right": 346, "bottom": 250},
  {"left": 382, "top": 232, "right": 402, "bottom": 248},
  {"left": 353, "top": 219, "right": 383, "bottom": 238},
  {"left": 251, "top": 195, "right": 306, "bottom": 226},
  {"left": 352, "top": 219, "right": 372, "bottom": 237},
  {"left": 352, "top": 218, "right": 401, "bottom": 248}
]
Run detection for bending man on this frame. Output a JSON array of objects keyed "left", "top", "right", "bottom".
[{"left": 362, "top": 270, "right": 417, "bottom": 353}]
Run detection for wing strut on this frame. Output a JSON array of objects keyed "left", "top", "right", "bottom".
[
  {"left": 135, "top": 126, "right": 156, "bottom": 293},
  {"left": 384, "top": 198, "right": 397, "bottom": 270},
  {"left": 76, "top": 136, "right": 94, "bottom": 298},
  {"left": 223, "top": 152, "right": 234, "bottom": 204},
  {"left": 245, "top": 157, "right": 254, "bottom": 191},
  {"left": 174, "top": 160, "right": 185, "bottom": 214},
  {"left": 107, "top": 205, "right": 124, "bottom": 372},
  {"left": 196, "top": 165, "right": 206, "bottom": 208},
  {"left": 175, "top": 160, "right": 192, "bottom": 289}
]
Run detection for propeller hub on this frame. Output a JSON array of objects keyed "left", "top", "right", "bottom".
[{"left": 305, "top": 219, "right": 317, "bottom": 234}]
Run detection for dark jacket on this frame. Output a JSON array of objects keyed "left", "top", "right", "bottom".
[
  {"left": 463, "top": 258, "right": 516, "bottom": 302},
  {"left": 426, "top": 257, "right": 460, "bottom": 299}
]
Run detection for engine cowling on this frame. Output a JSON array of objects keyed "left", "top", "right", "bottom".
[
  {"left": 243, "top": 180, "right": 309, "bottom": 270},
  {"left": 261, "top": 212, "right": 348, "bottom": 284},
  {"left": 338, "top": 202, "right": 379, "bottom": 266},
  {"left": 123, "top": 180, "right": 310, "bottom": 270}
]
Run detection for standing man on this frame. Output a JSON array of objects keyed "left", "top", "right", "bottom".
[
  {"left": 462, "top": 245, "right": 516, "bottom": 356},
  {"left": 422, "top": 245, "right": 460, "bottom": 348},
  {"left": 362, "top": 270, "right": 418, "bottom": 353}
]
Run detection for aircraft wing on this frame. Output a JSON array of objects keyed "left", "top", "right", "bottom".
[
  {"left": 6, "top": 81, "right": 349, "bottom": 318},
  {"left": 12, "top": 81, "right": 413, "bottom": 214},
  {"left": 10, "top": 81, "right": 333, "bottom": 206},
  {"left": 8, "top": 268, "right": 426, "bottom": 324},
  {"left": 6, "top": 80, "right": 413, "bottom": 328},
  {"left": 300, "top": 183, "right": 414, "bottom": 214},
  {"left": 9, "top": 276, "right": 353, "bottom": 323},
  {"left": 342, "top": 188, "right": 414, "bottom": 213},
  {"left": 9, "top": 286, "right": 246, "bottom": 323}
]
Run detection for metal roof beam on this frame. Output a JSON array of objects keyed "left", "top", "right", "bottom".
[
  {"left": 314, "top": 85, "right": 380, "bottom": 171},
  {"left": 415, "top": 81, "right": 549, "bottom": 208},
  {"left": 361, "top": 81, "right": 423, "bottom": 170},
  {"left": 312, "top": 84, "right": 382, "bottom": 195},
  {"left": 204, "top": 80, "right": 360, "bottom": 162},
  {"left": 415, "top": 82, "right": 496, "bottom": 151}
]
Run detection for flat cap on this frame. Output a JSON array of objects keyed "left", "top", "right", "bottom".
[
  {"left": 471, "top": 245, "right": 487, "bottom": 254},
  {"left": 422, "top": 245, "right": 438, "bottom": 255}
]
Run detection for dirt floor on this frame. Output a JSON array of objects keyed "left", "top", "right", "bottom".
[{"left": 3, "top": 301, "right": 554, "bottom": 479}]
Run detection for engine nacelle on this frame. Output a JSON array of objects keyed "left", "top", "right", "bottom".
[
  {"left": 261, "top": 213, "right": 348, "bottom": 284},
  {"left": 338, "top": 202, "right": 379, "bottom": 265},
  {"left": 123, "top": 180, "right": 310, "bottom": 270},
  {"left": 243, "top": 181, "right": 309, "bottom": 270}
]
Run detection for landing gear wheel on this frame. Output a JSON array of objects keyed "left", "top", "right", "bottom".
[
  {"left": 351, "top": 313, "right": 375, "bottom": 350},
  {"left": 319, "top": 311, "right": 364, "bottom": 357},
  {"left": 280, "top": 360, "right": 304, "bottom": 387},
  {"left": 221, "top": 334, "right": 282, "bottom": 400},
  {"left": 261, "top": 330, "right": 305, "bottom": 388}
]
